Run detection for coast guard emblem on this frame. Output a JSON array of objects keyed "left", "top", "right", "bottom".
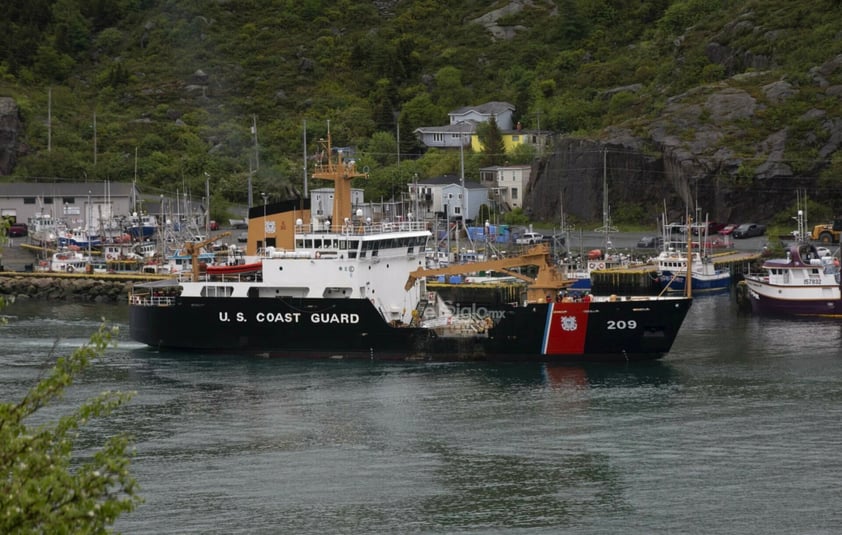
[{"left": 560, "top": 316, "right": 578, "bottom": 331}]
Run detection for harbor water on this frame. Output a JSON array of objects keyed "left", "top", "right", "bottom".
[{"left": 1, "top": 294, "right": 841, "bottom": 534}]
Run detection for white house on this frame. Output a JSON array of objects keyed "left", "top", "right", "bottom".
[
  {"left": 448, "top": 101, "right": 515, "bottom": 130},
  {"left": 412, "top": 121, "right": 475, "bottom": 149},
  {"left": 479, "top": 165, "right": 532, "bottom": 212},
  {"left": 409, "top": 175, "right": 489, "bottom": 223}
]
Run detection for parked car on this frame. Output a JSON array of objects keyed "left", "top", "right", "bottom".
[
  {"left": 693, "top": 221, "right": 726, "bottom": 235},
  {"left": 237, "top": 232, "right": 248, "bottom": 243},
  {"left": 209, "top": 220, "right": 220, "bottom": 231},
  {"left": 816, "top": 246, "right": 832, "bottom": 258},
  {"left": 732, "top": 223, "right": 766, "bottom": 239},
  {"left": 7, "top": 223, "right": 28, "bottom": 237},
  {"left": 636, "top": 235, "right": 663, "bottom": 248},
  {"left": 515, "top": 232, "right": 544, "bottom": 245},
  {"left": 718, "top": 224, "right": 738, "bottom": 236}
]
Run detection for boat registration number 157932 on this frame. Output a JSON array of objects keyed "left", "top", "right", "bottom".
[
  {"left": 607, "top": 320, "right": 637, "bottom": 330},
  {"left": 803, "top": 278, "right": 823, "bottom": 285}
]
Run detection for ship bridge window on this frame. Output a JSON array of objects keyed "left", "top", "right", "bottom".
[{"left": 202, "top": 286, "right": 234, "bottom": 297}]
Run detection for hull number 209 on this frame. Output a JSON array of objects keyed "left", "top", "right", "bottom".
[{"left": 607, "top": 320, "right": 637, "bottom": 330}]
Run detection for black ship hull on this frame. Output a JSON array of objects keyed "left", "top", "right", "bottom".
[{"left": 129, "top": 295, "right": 692, "bottom": 362}]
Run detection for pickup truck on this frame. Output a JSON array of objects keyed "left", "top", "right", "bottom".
[{"left": 515, "top": 232, "right": 544, "bottom": 245}]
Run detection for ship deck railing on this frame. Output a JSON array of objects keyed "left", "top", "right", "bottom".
[
  {"left": 295, "top": 220, "right": 429, "bottom": 236},
  {"left": 129, "top": 294, "right": 176, "bottom": 307}
]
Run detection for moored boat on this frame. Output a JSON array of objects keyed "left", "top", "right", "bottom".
[
  {"left": 128, "top": 131, "right": 693, "bottom": 361},
  {"left": 206, "top": 261, "right": 262, "bottom": 276},
  {"left": 655, "top": 217, "right": 731, "bottom": 294},
  {"left": 656, "top": 249, "right": 730, "bottom": 293},
  {"left": 743, "top": 243, "right": 842, "bottom": 316}
]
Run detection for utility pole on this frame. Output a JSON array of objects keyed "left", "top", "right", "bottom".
[
  {"left": 248, "top": 116, "right": 258, "bottom": 208},
  {"left": 303, "top": 119, "right": 309, "bottom": 198},
  {"left": 47, "top": 87, "right": 52, "bottom": 153}
]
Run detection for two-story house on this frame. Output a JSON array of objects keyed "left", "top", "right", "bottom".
[
  {"left": 479, "top": 165, "right": 532, "bottom": 212},
  {"left": 413, "top": 101, "right": 514, "bottom": 149},
  {"left": 414, "top": 101, "right": 550, "bottom": 155}
]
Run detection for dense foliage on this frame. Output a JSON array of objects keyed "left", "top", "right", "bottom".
[
  {"left": 2, "top": 0, "right": 842, "bottom": 222},
  {"left": 0, "top": 319, "right": 139, "bottom": 532}
]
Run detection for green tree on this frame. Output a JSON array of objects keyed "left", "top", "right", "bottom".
[
  {"left": 476, "top": 117, "right": 505, "bottom": 166},
  {"left": 432, "top": 66, "right": 471, "bottom": 110},
  {"left": 503, "top": 207, "right": 530, "bottom": 226},
  {"left": 0, "top": 278, "right": 140, "bottom": 532}
]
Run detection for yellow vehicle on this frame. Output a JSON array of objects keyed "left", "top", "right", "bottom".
[{"left": 810, "top": 219, "right": 842, "bottom": 244}]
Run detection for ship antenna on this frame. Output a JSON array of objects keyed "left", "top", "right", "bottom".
[{"left": 311, "top": 122, "right": 367, "bottom": 230}]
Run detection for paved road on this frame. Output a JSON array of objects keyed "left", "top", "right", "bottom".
[{"left": 544, "top": 229, "right": 770, "bottom": 255}]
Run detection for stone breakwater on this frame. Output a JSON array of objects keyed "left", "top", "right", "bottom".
[{"left": 0, "top": 275, "right": 134, "bottom": 303}]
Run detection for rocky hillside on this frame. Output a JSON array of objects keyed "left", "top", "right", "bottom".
[{"left": 532, "top": 54, "right": 842, "bottom": 225}]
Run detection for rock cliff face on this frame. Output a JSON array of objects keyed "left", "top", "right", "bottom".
[
  {"left": 529, "top": 54, "right": 842, "bottom": 224},
  {"left": 528, "top": 139, "right": 674, "bottom": 225},
  {"left": 0, "top": 97, "right": 22, "bottom": 176}
]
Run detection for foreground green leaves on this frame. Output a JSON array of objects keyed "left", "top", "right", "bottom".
[{"left": 0, "top": 323, "right": 140, "bottom": 534}]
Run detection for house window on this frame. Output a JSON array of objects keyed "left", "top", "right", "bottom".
[
  {"left": 512, "top": 188, "right": 518, "bottom": 200},
  {"left": 433, "top": 133, "right": 443, "bottom": 142},
  {"left": 44, "top": 197, "right": 54, "bottom": 204},
  {"left": 23, "top": 197, "right": 36, "bottom": 204},
  {"left": 63, "top": 197, "right": 75, "bottom": 204},
  {"left": 512, "top": 135, "right": 519, "bottom": 142},
  {"left": 454, "top": 206, "right": 461, "bottom": 215}
]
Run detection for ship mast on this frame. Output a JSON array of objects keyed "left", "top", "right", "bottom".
[{"left": 311, "top": 126, "right": 367, "bottom": 229}]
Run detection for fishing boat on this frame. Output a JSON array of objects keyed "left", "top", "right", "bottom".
[
  {"left": 743, "top": 243, "right": 842, "bottom": 316},
  {"left": 127, "top": 131, "right": 692, "bottom": 361},
  {"left": 27, "top": 214, "right": 66, "bottom": 246},
  {"left": 125, "top": 213, "right": 159, "bottom": 239},
  {"left": 655, "top": 249, "right": 730, "bottom": 293},
  {"left": 563, "top": 249, "right": 632, "bottom": 290},
  {"left": 34, "top": 249, "right": 93, "bottom": 273},
  {"left": 57, "top": 227, "right": 102, "bottom": 249},
  {"left": 655, "top": 218, "right": 730, "bottom": 294}
]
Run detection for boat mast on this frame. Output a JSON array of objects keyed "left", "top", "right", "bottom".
[
  {"left": 311, "top": 123, "right": 367, "bottom": 229},
  {"left": 686, "top": 215, "right": 693, "bottom": 298},
  {"left": 594, "top": 147, "right": 617, "bottom": 250}
]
